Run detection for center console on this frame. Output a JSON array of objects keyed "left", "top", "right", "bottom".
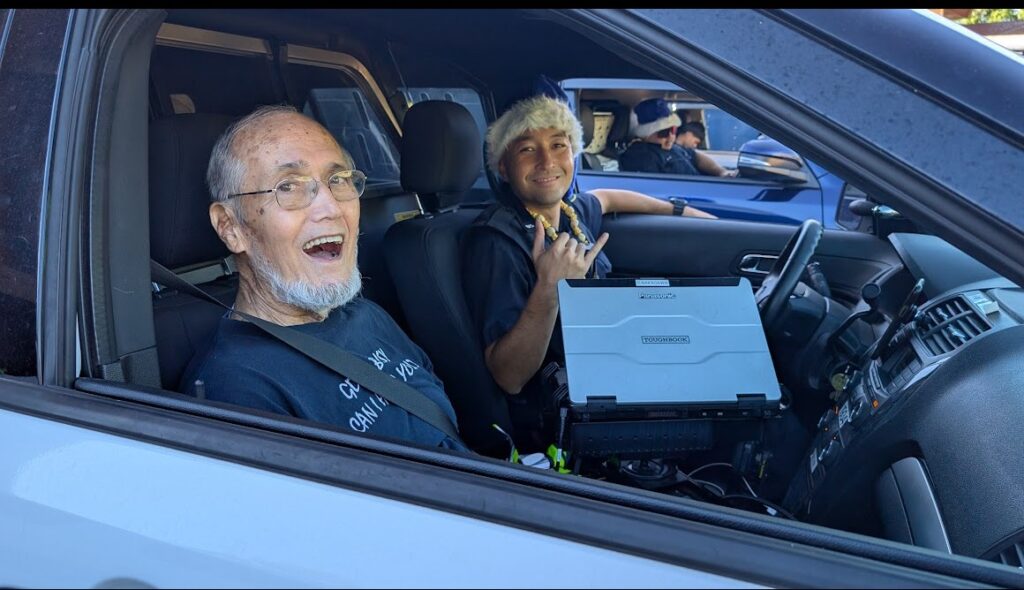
[{"left": 782, "top": 289, "right": 997, "bottom": 514}]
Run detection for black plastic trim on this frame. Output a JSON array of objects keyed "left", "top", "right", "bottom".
[{"left": 891, "top": 458, "right": 953, "bottom": 554}]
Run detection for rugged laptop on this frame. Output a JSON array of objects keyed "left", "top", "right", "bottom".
[{"left": 557, "top": 277, "right": 782, "bottom": 456}]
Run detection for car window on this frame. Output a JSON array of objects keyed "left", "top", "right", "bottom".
[
  {"left": 574, "top": 84, "right": 814, "bottom": 181},
  {"left": 293, "top": 66, "right": 402, "bottom": 187},
  {"left": 303, "top": 86, "right": 400, "bottom": 186},
  {"left": 569, "top": 80, "right": 839, "bottom": 227},
  {"left": 702, "top": 108, "right": 761, "bottom": 152}
]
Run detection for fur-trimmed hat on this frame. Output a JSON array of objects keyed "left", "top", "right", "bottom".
[
  {"left": 629, "top": 98, "right": 682, "bottom": 139},
  {"left": 485, "top": 95, "right": 584, "bottom": 179}
]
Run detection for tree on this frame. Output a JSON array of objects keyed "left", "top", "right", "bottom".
[{"left": 957, "top": 9, "right": 1024, "bottom": 24}]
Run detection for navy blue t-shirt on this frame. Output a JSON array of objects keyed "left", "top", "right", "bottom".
[
  {"left": 620, "top": 141, "right": 699, "bottom": 176},
  {"left": 180, "top": 298, "right": 467, "bottom": 452},
  {"left": 461, "top": 189, "right": 610, "bottom": 440}
]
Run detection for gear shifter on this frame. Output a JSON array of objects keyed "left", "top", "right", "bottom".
[
  {"left": 864, "top": 278, "right": 925, "bottom": 363},
  {"left": 827, "top": 282, "right": 881, "bottom": 355}
]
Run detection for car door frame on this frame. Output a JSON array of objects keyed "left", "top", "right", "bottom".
[{"left": 5, "top": 7, "right": 1022, "bottom": 588}]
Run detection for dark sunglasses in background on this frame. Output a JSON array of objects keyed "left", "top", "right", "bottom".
[{"left": 656, "top": 126, "right": 678, "bottom": 139}]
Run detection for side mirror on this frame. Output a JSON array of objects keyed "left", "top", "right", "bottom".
[{"left": 737, "top": 138, "right": 807, "bottom": 185}]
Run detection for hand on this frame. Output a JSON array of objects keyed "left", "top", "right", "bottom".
[
  {"left": 721, "top": 169, "right": 739, "bottom": 178},
  {"left": 531, "top": 221, "right": 610, "bottom": 287}
]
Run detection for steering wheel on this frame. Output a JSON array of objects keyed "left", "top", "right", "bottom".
[{"left": 755, "top": 219, "right": 823, "bottom": 331}]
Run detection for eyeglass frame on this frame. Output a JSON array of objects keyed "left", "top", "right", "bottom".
[
  {"left": 655, "top": 126, "right": 678, "bottom": 139},
  {"left": 226, "top": 169, "right": 367, "bottom": 210}
]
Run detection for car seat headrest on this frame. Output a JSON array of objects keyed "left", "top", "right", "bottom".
[
  {"left": 579, "top": 102, "right": 595, "bottom": 148},
  {"left": 149, "top": 113, "right": 235, "bottom": 269},
  {"left": 400, "top": 100, "right": 482, "bottom": 213},
  {"left": 584, "top": 112, "right": 614, "bottom": 155}
]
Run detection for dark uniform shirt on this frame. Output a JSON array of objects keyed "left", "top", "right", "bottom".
[
  {"left": 181, "top": 298, "right": 468, "bottom": 452},
  {"left": 461, "top": 187, "right": 610, "bottom": 446},
  {"left": 620, "top": 141, "right": 699, "bottom": 176}
]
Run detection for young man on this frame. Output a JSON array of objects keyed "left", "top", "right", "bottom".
[
  {"left": 619, "top": 98, "right": 693, "bottom": 175},
  {"left": 461, "top": 95, "right": 711, "bottom": 447},
  {"left": 182, "top": 105, "right": 467, "bottom": 451},
  {"left": 676, "top": 120, "right": 705, "bottom": 150}
]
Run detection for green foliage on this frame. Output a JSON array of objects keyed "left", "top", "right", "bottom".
[{"left": 957, "top": 9, "right": 1024, "bottom": 24}]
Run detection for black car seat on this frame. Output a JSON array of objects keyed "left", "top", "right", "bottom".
[
  {"left": 602, "top": 103, "right": 632, "bottom": 159},
  {"left": 149, "top": 113, "right": 238, "bottom": 391},
  {"left": 384, "top": 100, "right": 512, "bottom": 457}
]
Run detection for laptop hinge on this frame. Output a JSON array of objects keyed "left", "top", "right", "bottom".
[
  {"left": 584, "top": 395, "right": 618, "bottom": 413},
  {"left": 736, "top": 393, "right": 767, "bottom": 412}
]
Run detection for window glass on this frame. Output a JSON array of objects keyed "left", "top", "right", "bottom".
[
  {"left": 572, "top": 82, "right": 838, "bottom": 227},
  {"left": 703, "top": 108, "right": 761, "bottom": 152},
  {"left": 291, "top": 64, "right": 401, "bottom": 186}
]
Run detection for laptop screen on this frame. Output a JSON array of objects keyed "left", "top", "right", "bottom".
[{"left": 557, "top": 277, "right": 781, "bottom": 408}]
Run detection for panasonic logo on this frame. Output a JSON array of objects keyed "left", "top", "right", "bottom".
[
  {"left": 639, "top": 292, "right": 676, "bottom": 299},
  {"left": 642, "top": 335, "right": 690, "bottom": 344}
]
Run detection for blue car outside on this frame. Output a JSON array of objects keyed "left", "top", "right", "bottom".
[{"left": 564, "top": 78, "right": 849, "bottom": 229}]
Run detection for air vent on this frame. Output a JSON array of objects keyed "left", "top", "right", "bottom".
[
  {"left": 917, "top": 296, "right": 991, "bottom": 356},
  {"left": 993, "top": 541, "right": 1024, "bottom": 569}
]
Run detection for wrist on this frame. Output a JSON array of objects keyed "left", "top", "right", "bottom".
[{"left": 668, "top": 197, "right": 688, "bottom": 216}]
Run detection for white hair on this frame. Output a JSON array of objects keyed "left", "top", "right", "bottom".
[
  {"left": 485, "top": 95, "right": 584, "bottom": 178},
  {"left": 247, "top": 240, "right": 363, "bottom": 315},
  {"left": 206, "top": 105, "right": 353, "bottom": 222},
  {"left": 207, "top": 105, "right": 300, "bottom": 214}
]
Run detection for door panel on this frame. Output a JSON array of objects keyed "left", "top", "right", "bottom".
[{"left": 600, "top": 214, "right": 901, "bottom": 305}]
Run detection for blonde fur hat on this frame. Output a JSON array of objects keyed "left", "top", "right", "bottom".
[{"left": 485, "top": 95, "right": 584, "bottom": 179}]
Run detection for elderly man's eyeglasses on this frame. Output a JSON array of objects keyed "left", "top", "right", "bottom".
[
  {"left": 656, "top": 126, "right": 678, "bottom": 139},
  {"left": 227, "top": 170, "right": 367, "bottom": 210}
]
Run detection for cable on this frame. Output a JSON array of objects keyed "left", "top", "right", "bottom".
[
  {"left": 740, "top": 474, "right": 758, "bottom": 498},
  {"left": 687, "top": 462, "right": 759, "bottom": 497},
  {"left": 691, "top": 478, "right": 725, "bottom": 497},
  {"left": 720, "top": 494, "right": 797, "bottom": 520},
  {"left": 687, "top": 462, "right": 732, "bottom": 478}
]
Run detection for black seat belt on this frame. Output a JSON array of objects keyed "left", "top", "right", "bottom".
[{"left": 150, "top": 260, "right": 461, "bottom": 442}]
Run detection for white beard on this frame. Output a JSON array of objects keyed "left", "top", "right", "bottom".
[{"left": 246, "top": 242, "right": 362, "bottom": 316}]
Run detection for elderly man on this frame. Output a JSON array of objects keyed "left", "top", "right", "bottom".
[
  {"left": 461, "top": 95, "right": 712, "bottom": 448},
  {"left": 181, "top": 105, "right": 466, "bottom": 451}
]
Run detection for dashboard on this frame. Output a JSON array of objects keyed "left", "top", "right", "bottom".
[{"left": 782, "top": 233, "right": 1024, "bottom": 561}]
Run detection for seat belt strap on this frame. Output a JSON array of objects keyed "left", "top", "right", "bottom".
[{"left": 150, "top": 259, "right": 461, "bottom": 442}]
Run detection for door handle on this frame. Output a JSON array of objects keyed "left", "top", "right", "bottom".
[{"left": 738, "top": 254, "right": 777, "bottom": 276}]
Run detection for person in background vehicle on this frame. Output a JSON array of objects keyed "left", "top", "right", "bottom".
[
  {"left": 675, "top": 120, "right": 705, "bottom": 150},
  {"left": 675, "top": 118, "right": 739, "bottom": 178},
  {"left": 620, "top": 98, "right": 736, "bottom": 177},
  {"left": 461, "top": 95, "right": 713, "bottom": 449},
  {"left": 181, "top": 105, "right": 468, "bottom": 452}
]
